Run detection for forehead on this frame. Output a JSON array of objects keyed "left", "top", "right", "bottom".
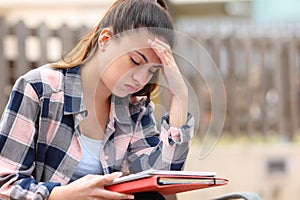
[
  {"left": 135, "top": 48, "right": 162, "bottom": 64},
  {"left": 110, "top": 28, "right": 167, "bottom": 64}
]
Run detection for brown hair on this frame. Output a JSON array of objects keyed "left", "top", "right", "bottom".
[{"left": 52, "top": 0, "right": 175, "bottom": 99}]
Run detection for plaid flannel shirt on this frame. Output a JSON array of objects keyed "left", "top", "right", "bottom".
[{"left": 0, "top": 65, "right": 194, "bottom": 200}]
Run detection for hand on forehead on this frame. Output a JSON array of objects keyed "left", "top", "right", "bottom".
[{"left": 106, "top": 29, "right": 165, "bottom": 65}]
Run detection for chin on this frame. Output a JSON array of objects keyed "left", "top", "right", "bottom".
[{"left": 112, "top": 91, "right": 130, "bottom": 98}]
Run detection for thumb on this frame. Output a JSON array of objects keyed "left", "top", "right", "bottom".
[{"left": 101, "top": 172, "right": 123, "bottom": 185}]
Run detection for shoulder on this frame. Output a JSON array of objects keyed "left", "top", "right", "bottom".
[{"left": 17, "top": 64, "right": 65, "bottom": 96}]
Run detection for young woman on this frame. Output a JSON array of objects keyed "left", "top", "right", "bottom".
[{"left": 0, "top": 0, "right": 194, "bottom": 199}]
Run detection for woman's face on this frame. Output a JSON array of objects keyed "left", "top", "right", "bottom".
[{"left": 100, "top": 32, "right": 163, "bottom": 97}]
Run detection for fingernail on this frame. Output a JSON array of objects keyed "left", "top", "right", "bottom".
[
  {"left": 114, "top": 172, "right": 123, "bottom": 178},
  {"left": 127, "top": 194, "right": 135, "bottom": 199},
  {"left": 148, "top": 38, "right": 152, "bottom": 44},
  {"left": 159, "top": 49, "right": 165, "bottom": 54}
]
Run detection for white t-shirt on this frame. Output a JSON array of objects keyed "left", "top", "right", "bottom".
[{"left": 70, "top": 134, "right": 104, "bottom": 181}]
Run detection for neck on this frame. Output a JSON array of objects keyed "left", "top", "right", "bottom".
[
  {"left": 79, "top": 58, "right": 111, "bottom": 140},
  {"left": 81, "top": 56, "right": 112, "bottom": 107}
]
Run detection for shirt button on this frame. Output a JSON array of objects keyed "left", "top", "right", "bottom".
[{"left": 104, "top": 155, "right": 109, "bottom": 160}]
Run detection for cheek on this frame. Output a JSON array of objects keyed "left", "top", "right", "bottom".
[
  {"left": 102, "top": 67, "right": 120, "bottom": 90},
  {"left": 101, "top": 62, "right": 131, "bottom": 91}
]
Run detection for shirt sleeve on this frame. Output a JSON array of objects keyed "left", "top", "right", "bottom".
[
  {"left": 0, "top": 76, "right": 60, "bottom": 200},
  {"left": 127, "top": 101, "right": 194, "bottom": 173}
]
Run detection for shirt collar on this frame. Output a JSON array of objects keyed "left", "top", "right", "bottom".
[
  {"left": 62, "top": 65, "right": 148, "bottom": 127},
  {"left": 63, "top": 65, "right": 87, "bottom": 115},
  {"left": 108, "top": 95, "right": 148, "bottom": 127},
  {"left": 109, "top": 95, "right": 132, "bottom": 125}
]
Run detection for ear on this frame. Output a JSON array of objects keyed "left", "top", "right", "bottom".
[{"left": 98, "top": 28, "right": 113, "bottom": 51}]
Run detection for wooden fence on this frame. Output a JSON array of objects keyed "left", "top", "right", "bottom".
[
  {"left": 0, "top": 18, "right": 299, "bottom": 140},
  {"left": 0, "top": 18, "right": 89, "bottom": 110},
  {"left": 176, "top": 19, "right": 300, "bottom": 141}
]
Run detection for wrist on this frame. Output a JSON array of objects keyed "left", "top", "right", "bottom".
[
  {"left": 48, "top": 185, "right": 68, "bottom": 200},
  {"left": 169, "top": 91, "right": 188, "bottom": 127},
  {"left": 172, "top": 85, "right": 188, "bottom": 100}
]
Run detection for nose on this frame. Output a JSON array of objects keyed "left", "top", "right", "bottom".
[{"left": 131, "top": 67, "right": 152, "bottom": 86}]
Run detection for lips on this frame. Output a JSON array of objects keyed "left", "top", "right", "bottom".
[{"left": 125, "top": 84, "right": 138, "bottom": 92}]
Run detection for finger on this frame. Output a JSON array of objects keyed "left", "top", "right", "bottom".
[
  {"left": 148, "top": 37, "right": 171, "bottom": 51},
  {"left": 148, "top": 41, "right": 168, "bottom": 63},
  {"left": 148, "top": 39, "right": 180, "bottom": 75},
  {"left": 148, "top": 39, "right": 174, "bottom": 66},
  {"left": 99, "top": 172, "right": 123, "bottom": 185},
  {"left": 151, "top": 43, "right": 178, "bottom": 70},
  {"left": 154, "top": 38, "right": 172, "bottom": 52},
  {"left": 97, "top": 189, "right": 134, "bottom": 200},
  {"left": 148, "top": 39, "right": 168, "bottom": 54}
]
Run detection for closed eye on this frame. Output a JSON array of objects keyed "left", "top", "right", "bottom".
[{"left": 131, "top": 57, "right": 140, "bottom": 66}]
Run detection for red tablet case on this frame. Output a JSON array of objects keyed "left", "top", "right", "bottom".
[{"left": 105, "top": 174, "right": 228, "bottom": 195}]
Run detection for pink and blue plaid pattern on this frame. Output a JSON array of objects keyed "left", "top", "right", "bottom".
[{"left": 0, "top": 64, "right": 194, "bottom": 200}]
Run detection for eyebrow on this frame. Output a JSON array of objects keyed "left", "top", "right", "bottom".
[{"left": 134, "top": 50, "right": 148, "bottom": 63}]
